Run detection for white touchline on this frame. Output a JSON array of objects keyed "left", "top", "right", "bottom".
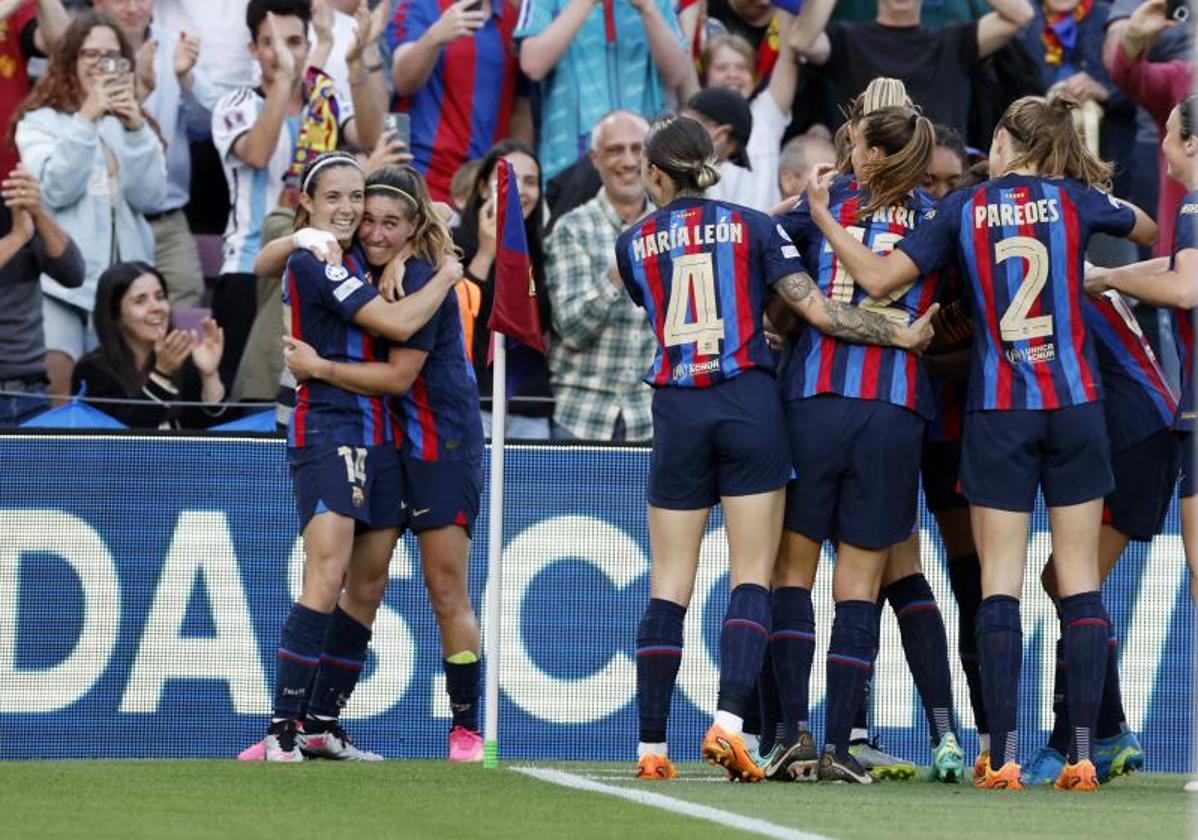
[{"left": 511, "top": 767, "right": 834, "bottom": 840}]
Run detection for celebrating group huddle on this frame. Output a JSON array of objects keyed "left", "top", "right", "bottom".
[{"left": 618, "top": 79, "right": 1195, "bottom": 792}]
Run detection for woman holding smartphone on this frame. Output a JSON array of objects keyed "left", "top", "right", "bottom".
[{"left": 11, "top": 11, "right": 165, "bottom": 399}]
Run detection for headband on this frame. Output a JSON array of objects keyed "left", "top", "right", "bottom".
[
  {"left": 366, "top": 183, "right": 417, "bottom": 206},
  {"left": 301, "top": 155, "right": 361, "bottom": 194}
]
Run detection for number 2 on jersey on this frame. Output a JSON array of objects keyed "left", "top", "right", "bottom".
[
  {"left": 995, "top": 236, "right": 1053, "bottom": 342},
  {"left": 663, "top": 252, "right": 725, "bottom": 356}
]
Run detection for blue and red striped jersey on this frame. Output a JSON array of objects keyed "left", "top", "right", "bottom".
[
  {"left": 1169, "top": 190, "right": 1198, "bottom": 431},
  {"left": 1085, "top": 291, "right": 1177, "bottom": 453},
  {"left": 926, "top": 266, "right": 967, "bottom": 443},
  {"left": 897, "top": 174, "right": 1136, "bottom": 411},
  {"left": 614, "top": 196, "right": 798, "bottom": 388},
  {"left": 777, "top": 175, "right": 939, "bottom": 418},
  {"left": 390, "top": 257, "right": 485, "bottom": 462},
  {"left": 284, "top": 246, "right": 391, "bottom": 449},
  {"left": 386, "top": 0, "right": 521, "bottom": 202}
]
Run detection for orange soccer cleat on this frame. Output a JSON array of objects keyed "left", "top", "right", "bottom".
[
  {"left": 974, "top": 755, "right": 1024, "bottom": 791},
  {"left": 701, "top": 724, "right": 764, "bottom": 783},
  {"left": 636, "top": 753, "right": 678, "bottom": 780},
  {"left": 973, "top": 750, "right": 990, "bottom": 784},
  {"left": 1055, "top": 759, "right": 1100, "bottom": 792}
]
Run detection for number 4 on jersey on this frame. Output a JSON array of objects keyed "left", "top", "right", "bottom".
[{"left": 664, "top": 252, "right": 725, "bottom": 355}]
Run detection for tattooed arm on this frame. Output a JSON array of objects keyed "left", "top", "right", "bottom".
[{"left": 771, "top": 271, "right": 939, "bottom": 354}]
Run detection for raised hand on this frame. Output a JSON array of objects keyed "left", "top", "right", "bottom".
[
  {"left": 190, "top": 318, "right": 225, "bottom": 376},
  {"left": 269, "top": 12, "right": 298, "bottom": 81},
  {"left": 2, "top": 166, "right": 45, "bottom": 221},
  {"left": 805, "top": 163, "right": 836, "bottom": 213},
  {"left": 174, "top": 31, "right": 201, "bottom": 81},
  {"left": 364, "top": 129, "right": 414, "bottom": 175},
  {"left": 154, "top": 329, "right": 195, "bottom": 376},
  {"left": 430, "top": 0, "right": 487, "bottom": 46}
]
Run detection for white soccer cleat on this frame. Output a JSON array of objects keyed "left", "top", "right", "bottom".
[
  {"left": 299, "top": 722, "right": 383, "bottom": 761},
  {"left": 264, "top": 721, "right": 304, "bottom": 763}
]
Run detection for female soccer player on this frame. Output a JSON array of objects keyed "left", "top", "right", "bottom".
[
  {"left": 1020, "top": 289, "right": 1178, "bottom": 785},
  {"left": 805, "top": 92, "right": 1157, "bottom": 791},
  {"left": 615, "top": 115, "right": 936, "bottom": 782},
  {"left": 265, "top": 151, "right": 462, "bottom": 762},
  {"left": 1086, "top": 93, "right": 1198, "bottom": 602},
  {"left": 282, "top": 164, "right": 487, "bottom": 763},
  {"left": 774, "top": 104, "right": 961, "bottom": 784}
]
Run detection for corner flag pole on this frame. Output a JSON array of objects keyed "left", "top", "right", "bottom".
[{"left": 483, "top": 330, "right": 507, "bottom": 769}]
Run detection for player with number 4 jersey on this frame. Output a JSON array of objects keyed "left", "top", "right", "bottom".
[
  {"left": 615, "top": 116, "right": 936, "bottom": 785},
  {"left": 805, "top": 93, "right": 1157, "bottom": 793}
]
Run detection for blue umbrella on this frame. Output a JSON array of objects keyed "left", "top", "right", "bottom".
[
  {"left": 21, "top": 400, "right": 126, "bottom": 429},
  {"left": 210, "top": 410, "right": 277, "bottom": 432}
]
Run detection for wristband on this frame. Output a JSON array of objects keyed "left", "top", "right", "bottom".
[{"left": 152, "top": 367, "right": 171, "bottom": 379}]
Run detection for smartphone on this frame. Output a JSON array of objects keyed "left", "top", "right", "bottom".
[
  {"left": 1166, "top": 0, "right": 1189, "bottom": 20},
  {"left": 464, "top": 0, "right": 483, "bottom": 10},
  {"left": 99, "top": 56, "right": 131, "bottom": 76},
  {"left": 172, "top": 306, "right": 211, "bottom": 335},
  {"left": 384, "top": 112, "right": 411, "bottom": 148}
]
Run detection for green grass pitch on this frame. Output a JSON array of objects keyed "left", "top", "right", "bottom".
[{"left": 0, "top": 761, "right": 1190, "bottom": 839}]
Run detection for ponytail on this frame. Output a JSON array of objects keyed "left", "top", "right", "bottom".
[
  {"left": 645, "top": 115, "right": 722, "bottom": 193},
  {"left": 855, "top": 107, "right": 935, "bottom": 217},
  {"left": 997, "top": 92, "right": 1113, "bottom": 188}
]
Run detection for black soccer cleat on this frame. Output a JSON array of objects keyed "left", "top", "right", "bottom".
[{"left": 818, "top": 746, "right": 874, "bottom": 783}]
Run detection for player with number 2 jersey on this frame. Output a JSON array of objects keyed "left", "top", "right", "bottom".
[{"left": 804, "top": 93, "right": 1157, "bottom": 793}]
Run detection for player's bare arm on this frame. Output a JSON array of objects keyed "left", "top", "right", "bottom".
[{"left": 774, "top": 270, "right": 938, "bottom": 353}]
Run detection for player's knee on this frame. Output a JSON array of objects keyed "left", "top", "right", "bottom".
[
  {"left": 345, "top": 568, "right": 389, "bottom": 611},
  {"left": 302, "top": 559, "right": 347, "bottom": 607},
  {"left": 424, "top": 566, "right": 470, "bottom": 620}
]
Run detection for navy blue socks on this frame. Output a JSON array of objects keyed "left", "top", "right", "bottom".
[
  {"left": 1097, "top": 617, "right": 1127, "bottom": 739},
  {"left": 1059, "top": 591, "right": 1109, "bottom": 764},
  {"left": 885, "top": 574, "right": 956, "bottom": 741},
  {"left": 636, "top": 598, "right": 686, "bottom": 744},
  {"left": 769, "top": 586, "right": 816, "bottom": 745},
  {"left": 948, "top": 553, "right": 987, "bottom": 737},
  {"left": 273, "top": 603, "right": 332, "bottom": 721},
  {"left": 825, "top": 600, "right": 878, "bottom": 753},
  {"left": 717, "top": 584, "right": 771, "bottom": 719},
  {"left": 975, "top": 595, "right": 1021, "bottom": 768},
  {"left": 307, "top": 607, "right": 370, "bottom": 721}
]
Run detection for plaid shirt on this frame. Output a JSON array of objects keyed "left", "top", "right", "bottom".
[{"left": 545, "top": 189, "right": 656, "bottom": 441}]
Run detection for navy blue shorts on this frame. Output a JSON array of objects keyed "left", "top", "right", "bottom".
[
  {"left": 1177, "top": 431, "right": 1195, "bottom": 498},
  {"left": 784, "top": 395, "right": 924, "bottom": 550},
  {"left": 921, "top": 440, "right": 967, "bottom": 514},
  {"left": 403, "top": 455, "right": 483, "bottom": 536},
  {"left": 289, "top": 444, "right": 403, "bottom": 531},
  {"left": 648, "top": 369, "right": 791, "bottom": 510},
  {"left": 1104, "top": 429, "right": 1182, "bottom": 541},
  {"left": 960, "top": 403, "right": 1113, "bottom": 512}
]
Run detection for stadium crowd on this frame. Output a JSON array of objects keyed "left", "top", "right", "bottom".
[{"left": 0, "top": 0, "right": 1187, "bottom": 437}]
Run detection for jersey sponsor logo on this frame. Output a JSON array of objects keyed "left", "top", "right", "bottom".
[
  {"left": 1180, "top": 203, "right": 1198, "bottom": 215},
  {"left": 631, "top": 220, "right": 745, "bottom": 261},
  {"left": 326, "top": 264, "right": 350, "bottom": 282},
  {"left": 672, "top": 358, "right": 721, "bottom": 381},
  {"left": 1005, "top": 342, "right": 1057, "bottom": 365},
  {"left": 333, "top": 277, "right": 363, "bottom": 302},
  {"left": 973, "top": 198, "right": 1061, "bottom": 229}
]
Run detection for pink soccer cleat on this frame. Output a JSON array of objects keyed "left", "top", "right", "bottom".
[
  {"left": 237, "top": 739, "right": 266, "bottom": 761},
  {"left": 448, "top": 726, "right": 484, "bottom": 762}
]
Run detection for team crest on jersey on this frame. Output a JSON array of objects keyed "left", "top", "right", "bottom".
[
  {"left": 326, "top": 264, "right": 350, "bottom": 282},
  {"left": 351, "top": 486, "right": 365, "bottom": 508}
]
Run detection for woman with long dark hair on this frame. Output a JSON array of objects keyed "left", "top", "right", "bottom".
[
  {"left": 12, "top": 11, "right": 164, "bottom": 399},
  {"left": 71, "top": 261, "right": 225, "bottom": 429}
]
